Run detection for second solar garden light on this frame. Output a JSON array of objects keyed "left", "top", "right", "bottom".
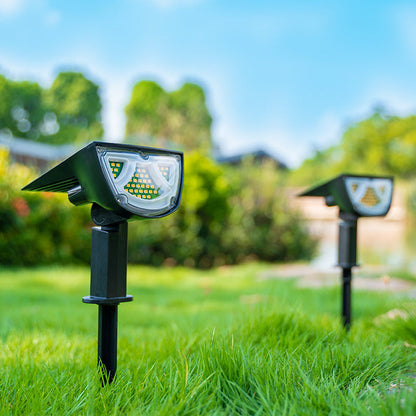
[
  {"left": 299, "top": 174, "right": 393, "bottom": 329},
  {"left": 23, "top": 141, "right": 183, "bottom": 383}
]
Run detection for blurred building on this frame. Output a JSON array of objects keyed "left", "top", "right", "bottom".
[
  {"left": 0, "top": 135, "right": 74, "bottom": 171},
  {"left": 1, "top": 135, "right": 289, "bottom": 173},
  {"left": 289, "top": 186, "right": 407, "bottom": 267},
  {"left": 215, "top": 149, "right": 288, "bottom": 169}
]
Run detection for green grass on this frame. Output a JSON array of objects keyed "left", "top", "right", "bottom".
[{"left": 1, "top": 263, "right": 416, "bottom": 414}]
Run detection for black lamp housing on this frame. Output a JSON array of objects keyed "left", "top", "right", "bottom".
[
  {"left": 22, "top": 141, "right": 184, "bottom": 225},
  {"left": 299, "top": 174, "right": 393, "bottom": 217},
  {"left": 22, "top": 141, "right": 184, "bottom": 383},
  {"left": 299, "top": 173, "right": 394, "bottom": 329}
]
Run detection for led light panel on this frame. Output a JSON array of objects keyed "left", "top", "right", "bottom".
[
  {"left": 345, "top": 177, "right": 393, "bottom": 217},
  {"left": 98, "top": 147, "right": 181, "bottom": 217}
]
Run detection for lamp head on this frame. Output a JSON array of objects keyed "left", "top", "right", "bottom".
[
  {"left": 299, "top": 174, "right": 393, "bottom": 217},
  {"left": 22, "top": 141, "right": 184, "bottom": 225}
]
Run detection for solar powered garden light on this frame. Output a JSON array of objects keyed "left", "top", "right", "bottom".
[
  {"left": 22, "top": 141, "right": 183, "bottom": 383},
  {"left": 299, "top": 174, "right": 393, "bottom": 330}
]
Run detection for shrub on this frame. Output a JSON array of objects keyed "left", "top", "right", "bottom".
[
  {"left": 0, "top": 149, "right": 91, "bottom": 266},
  {"left": 222, "top": 158, "right": 316, "bottom": 264},
  {"left": 128, "top": 152, "right": 230, "bottom": 268},
  {"left": 0, "top": 150, "right": 316, "bottom": 268},
  {"left": 128, "top": 153, "right": 316, "bottom": 268}
]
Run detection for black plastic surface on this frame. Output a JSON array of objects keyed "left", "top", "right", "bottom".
[{"left": 22, "top": 141, "right": 184, "bottom": 220}]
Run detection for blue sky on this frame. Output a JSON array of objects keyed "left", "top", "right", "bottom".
[{"left": 1, "top": 0, "right": 416, "bottom": 166}]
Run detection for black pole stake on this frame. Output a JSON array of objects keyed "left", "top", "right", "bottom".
[
  {"left": 98, "top": 304, "right": 118, "bottom": 383},
  {"left": 337, "top": 213, "right": 358, "bottom": 330},
  {"left": 342, "top": 267, "right": 352, "bottom": 330},
  {"left": 83, "top": 220, "right": 133, "bottom": 384}
]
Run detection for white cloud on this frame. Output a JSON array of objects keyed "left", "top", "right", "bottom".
[
  {"left": 0, "top": 0, "right": 26, "bottom": 16},
  {"left": 0, "top": 0, "right": 61, "bottom": 25},
  {"left": 100, "top": 80, "right": 130, "bottom": 140}
]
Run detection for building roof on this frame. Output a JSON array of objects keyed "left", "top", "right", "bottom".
[
  {"left": 0, "top": 136, "right": 289, "bottom": 172},
  {"left": 215, "top": 149, "right": 288, "bottom": 169},
  {"left": 0, "top": 135, "right": 75, "bottom": 161}
]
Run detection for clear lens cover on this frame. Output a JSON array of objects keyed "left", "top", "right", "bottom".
[
  {"left": 98, "top": 147, "right": 181, "bottom": 217},
  {"left": 345, "top": 177, "right": 393, "bottom": 216}
]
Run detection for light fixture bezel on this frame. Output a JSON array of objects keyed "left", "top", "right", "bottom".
[
  {"left": 344, "top": 176, "right": 393, "bottom": 217},
  {"left": 97, "top": 146, "right": 182, "bottom": 218}
]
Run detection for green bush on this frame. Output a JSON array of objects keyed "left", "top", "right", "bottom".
[
  {"left": 128, "top": 153, "right": 316, "bottom": 268},
  {"left": 0, "top": 150, "right": 316, "bottom": 268},
  {"left": 222, "top": 158, "right": 316, "bottom": 264},
  {"left": 0, "top": 150, "right": 91, "bottom": 266},
  {"left": 128, "top": 152, "right": 230, "bottom": 268}
]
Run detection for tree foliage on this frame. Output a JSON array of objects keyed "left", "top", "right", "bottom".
[
  {"left": 43, "top": 72, "right": 104, "bottom": 144},
  {"left": 292, "top": 111, "right": 416, "bottom": 185},
  {"left": 0, "top": 71, "right": 103, "bottom": 145},
  {"left": 125, "top": 81, "right": 168, "bottom": 138},
  {"left": 125, "top": 80, "right": 213, "bottom": 153},
  {"left": 0, "top": 74, "right": 44, "bottom": 140},
  {"left": 339, "top": 112, "right": 416, "bottom": 178}
]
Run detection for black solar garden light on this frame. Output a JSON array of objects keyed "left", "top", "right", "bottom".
[
  {"left": 22, "top": 141, "right": 183, "bottom": 383},
  {"left": 299, "top": 174, "right": 393, "bottom": 330}
]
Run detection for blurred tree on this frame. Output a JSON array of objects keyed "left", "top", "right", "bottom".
[
  {"left": 291, "top": 111, "right": 416, "bottom": 185},
  {"left": 125, "top": 81, "right": 169, "bottom": 138},
  {"left": 43, "top": 71, "right": 103, "bottom": 145},
  {"left": 0, "top": 71, "right": 103, "bottom": 145},
  {"left": 125, "top": 80, "right": 213, "bottom": 153},
  {"left": 339, "top": 112, "right": 416, "bottom": 178},
  {"left": 167, "top": 83, "right": 212, "bottom": 152},
  {"left": 0, "top": 74, "right": 45, "bottom": 140}
]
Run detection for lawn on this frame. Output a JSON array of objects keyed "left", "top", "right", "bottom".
[{"left": 1, "top": 263, "right": 416, "bottom": 415}]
